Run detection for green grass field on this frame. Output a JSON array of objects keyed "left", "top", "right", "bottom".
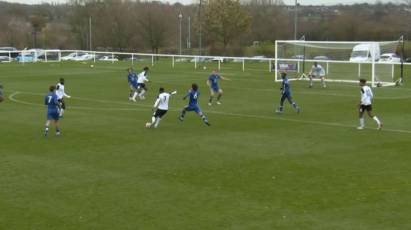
[{"left": 1, "top": 60, "right": 411, "bottom": 229}]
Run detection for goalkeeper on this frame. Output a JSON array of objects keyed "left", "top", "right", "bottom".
[{"left": 309, "top": 62, "right": 326, "bottom": 88}]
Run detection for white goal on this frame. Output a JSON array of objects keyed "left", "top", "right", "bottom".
[{"left": 275, "top": 39, "right": 404, "bottom": 87}]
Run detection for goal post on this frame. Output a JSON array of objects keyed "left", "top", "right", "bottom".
[{"left": 275, "top": 39, "right": 403, "bottom": 87}]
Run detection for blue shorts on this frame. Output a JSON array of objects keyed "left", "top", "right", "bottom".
[
  {"left": 185, "top": 105, "right": 201, "bottom": 113},
  {"left": 47, "top": 111, "right": 60, "bottom": 121},
  {"left": 211, "top": 86, "right": 219, "bottom": 92},
  {"left": 280, "top": 93, "right": 292, "bottom": 102}
]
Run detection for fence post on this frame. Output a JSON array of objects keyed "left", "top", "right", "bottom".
[
  {"left": 93, "top": 51, "right": 96, "bottom": 63},
  {"left": 392, "top": 64, "right": 395, "bottom": 80},
  {"left": 195, "top": 57, "right": 197, "bottom": 69},
  {"left": 45, "top": 50, "right": 48, "bottom": 62},
  {"left": 152, "top": 55, "right": 154, "bottom": 66},
  {"left": 269, "top": 59, "right": 272, "bottom": 72},
  {"left": 218, "top": 59, "right": 221, "bottom": 70},
  {"left": 172, "top": 56, "right": 175, "bottom": 68},
  {"left": 132, "top": 54, "right": 134, "bottom": 65},
  {"left": 358, "top": 63, "right": 361, "bottom": 78},
  {"left": 112, "top": 53, "right": 114, "bottom": 64},
  {"left": 326, "top": 61, "right": 329, "bottom": 75},
  {"left": 242, "top": 59, "right": 245, "bottom": 72}
]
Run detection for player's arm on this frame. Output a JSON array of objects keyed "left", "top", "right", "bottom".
[
  {"left": 169, "top": 91, "right": 177, "bottom": 96},
  {"left": 308, "top": 66, "right": 314, "bottom": 75},
  {"left": 153, "top": 97, "right": 160, "bottom": 110},
  {"left": 63, "top": 92, "right": 71, "bottom": 98},
  {"left": 182, "top": 91, "right": 190, "bottom": 100},
  {"left": 221, "top": 76, "right": 231, "bottom": 81}
]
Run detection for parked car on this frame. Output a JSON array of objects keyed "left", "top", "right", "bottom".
[
  {"left": 15, "top": 54, "right": 34, "bottom": 62},
  {"left": 0, "top": 56, "right": 11, "bottom": 62},
  {"left": 313, "top": 55, "right": 329, "bottom": 60},
  {"left": 212, "top": 57, "right": 224, "bottom": 62},
  {"left": 175, "top": 58, "right": 189, "bottom": 62},
  {"left": 349, "top": 43, "right": 380, "bottom": 62},
  {"left": 99, "top": 55, "right": 119, "bottom": 61},
  {"left": 0, "top": 47, "right": 18, "bottom": 58},
  {"left": 73, "top": 53, "right": 95, "bottom": 61},
  {"left": 379, "top": 53, "right": 401, "bottom": 63},
  {"left": 291, "top": 55, "right": 305, "bottom": 59},
  {"left": 190, "top": 57, "right": 210, "bottom": 63},
  {"left": 61, "top": 52, "right": 84, "bottom": 61}
]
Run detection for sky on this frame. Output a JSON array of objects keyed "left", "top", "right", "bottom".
[{"left": 0, "top": 0, "right": 401, "bottom": 5}]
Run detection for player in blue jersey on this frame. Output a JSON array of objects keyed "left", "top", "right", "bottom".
[
  {"left": 207, "top": 70, "right": 230, "bottom": 106},
  {"left": 276, "top": 72, "right": 300, "bottom": 114},
  {"left": 127, "top": 68, "right": 138, "bottom": 101},
  {"left": 44, "top": 85, "right": 62, "bottom": 136},
  {"left": 179, "top": 83, "right": 210, "bottom": 126}
]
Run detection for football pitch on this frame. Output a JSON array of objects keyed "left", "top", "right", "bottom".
[{"left": 1, "top": 60, "right": 411, "bottom": 229}]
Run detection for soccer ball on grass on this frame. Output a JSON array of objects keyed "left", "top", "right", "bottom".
[{"left": 145, "top": 122, "right": 152, "bottom": 128}]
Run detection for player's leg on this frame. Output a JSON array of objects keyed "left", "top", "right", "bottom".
[
  {"left": 139, "top": 84, "right": 147, "bottom": 100},
  {"left": 208, "top": 89, "right": 214, "bottom": 106},
  {"left": 366, "top": 107, "right": 382, "bottom": 130},
  {"left": 44, "top": 119, "right": 51, "bottom": 136},
  {"left": 54, "top": 119, "right": 61, "bottom": 136},
  {"left": 179, "top": 106, "right": 189, "bottom": 121},
  {"left": 216, "top": 89, "right": 223, "bottom": 105},
  {"left": 287, "top": 95, "right": 300, "bottom": 113},
  {"left": 309, "top": 75, "right": 313, "bottom": 88},
  {"left": 154, "top": 110, "right": 167, "bottom": 128},
  {"left": 321, "top": 76, "right": 326, "bottom": 88},
  {"left": 129, "top": 85, "right": 134, "bottom": 99},
  {"left": 59, "top": 99, "right": 66, "bottom": 117},
  {"left": 276, "top": 94, "right": 287, "bottom": 113},
  {"left": 358, "top": 105, "right": 365, "bottom": 129},
  {"left": 196, "top": 108, "right": 210, "bottom": 126}
]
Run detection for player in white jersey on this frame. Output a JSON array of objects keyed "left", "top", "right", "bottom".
[
  {"left": 56, "top": 78, "right": 71, "bottom": 117},
  {"left": 148, "top": 87, "right": 177, "bottom": 128},
  {"left": 309, "top": 62, "right": 326, "bottom": 88},
  {"left": 357, "top": 79, "right": 382, "bottom": 130},
  {"left": 132, "top": 66, "right": 149, "bottom": 100}
]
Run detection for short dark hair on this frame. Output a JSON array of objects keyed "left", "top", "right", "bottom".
[
  {"left": 280, "top": 72, "right": 287, "bottom": 78},
  {"left": 49, "top": 85, "right": 56, "bottom": 92},
  {"left": 143, "top": 66, "right": 149, "bottom": 71},
  {"left": 359, "top": 79, "right": 367, "bottom": 84},
  {"left": 192, "top": 83, "right": 198, "bottom": 91},
  {"left": 159, "top": 87, "right": 164, "bottom": 93},
  {"left": 59, "top": 78, "right": 64, "bottom": 83}
]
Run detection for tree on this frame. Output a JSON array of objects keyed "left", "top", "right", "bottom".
[
  {"left": 138, "top": 3, "right": 173, "bottom": 54},
  {"left": 29, "top": 15, "right": 47, "bottom": 47},
  {"left": 202, "top": 0, "right": 251, "bottom": 53}
]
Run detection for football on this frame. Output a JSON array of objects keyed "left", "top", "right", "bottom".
[{"left": 145, "top": 122, "right": 152, "bottom": 128}]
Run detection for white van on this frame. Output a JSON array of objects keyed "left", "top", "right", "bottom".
[{"left": 349, "top": 43, "right": 380, "bottom": 62}]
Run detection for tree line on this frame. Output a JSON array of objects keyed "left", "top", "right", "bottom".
[{"left": 0, "top": 0, "right": 410, "bottom": 57}]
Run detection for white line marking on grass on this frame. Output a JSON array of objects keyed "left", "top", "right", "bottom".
[
  {"left": 8, "top": 91, "right": 149, "bottom": 111},
  {"left": 8, "top": 91, "right": 411, "bottom": 134}
]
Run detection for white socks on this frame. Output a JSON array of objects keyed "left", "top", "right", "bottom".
[
  {"left": 373, "top": 116, "right": 381, "bottom": 125},
  {"left": 154, "top": 118, "right": 161, "bottom": 128},
  {"left": 359, "top": 118, "right": 365, "bottom": 127}
]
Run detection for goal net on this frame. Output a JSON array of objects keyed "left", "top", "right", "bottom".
[{"left": 275, "top": 39, "right": 403, "bottom": 87}]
